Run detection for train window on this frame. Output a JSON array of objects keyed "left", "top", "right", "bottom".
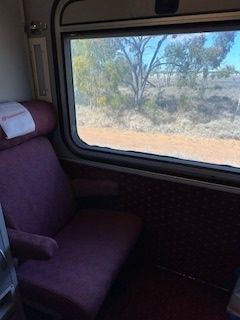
[{"left": 69, "top": 30, "right": 240, "bottom": 168}]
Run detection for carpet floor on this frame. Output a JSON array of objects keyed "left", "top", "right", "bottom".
[{"left": 97, "top": 265, "right": 230, "bottom": 320}]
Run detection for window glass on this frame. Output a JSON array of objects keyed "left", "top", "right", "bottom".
[{"left": 70, "top": 31, "right": 240, "bottom": 167}]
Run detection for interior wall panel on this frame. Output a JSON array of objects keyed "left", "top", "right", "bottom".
[
  {"left": 0, "top": 1, "right": 32, "bottom": 102},
  {"left": 62, "top": 0, "right": 240, "bottom": 25}
]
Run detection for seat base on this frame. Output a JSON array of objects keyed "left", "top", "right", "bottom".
[{"left": 17, "top": 211, "right": 142, "bottom": 320}]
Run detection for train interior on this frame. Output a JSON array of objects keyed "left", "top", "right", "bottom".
[{"left": 1, "top": 1, "right": 240, "bottom": 319}]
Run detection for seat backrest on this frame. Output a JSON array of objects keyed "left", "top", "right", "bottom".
[{"left": 0, "top": 101, "right": 76, "bottom": 236}]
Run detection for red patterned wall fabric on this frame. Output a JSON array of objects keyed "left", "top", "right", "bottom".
[{"left": 63, "top": 161, "right": 240, "bottom": 289}]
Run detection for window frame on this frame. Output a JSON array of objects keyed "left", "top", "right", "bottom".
[{"left": 53, "top": 7, "right": 240, "bottom": 188}]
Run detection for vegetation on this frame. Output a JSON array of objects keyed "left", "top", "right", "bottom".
[
  {"left": 115, "top": 35, "right": 168, "bottom": 108},
  {"left": 165, "top": 32, "right": 236, "bottom": 86},
  {"left": 71, "top": 31, "right": 240, "bottom": 141},
  {"left": 72, "top": 39, "right": 123, "bottom": 108}
]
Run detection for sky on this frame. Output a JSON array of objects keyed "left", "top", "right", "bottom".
[
  {"left": 145, "top": 31, "right": 240, "bottom": 71},
  {"left": 224, "top": 32, "right": 240, "bottom": 69}
]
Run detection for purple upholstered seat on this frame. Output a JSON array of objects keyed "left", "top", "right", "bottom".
[{"left": 0, "top": 101, "right": 142, "bottom": 319}]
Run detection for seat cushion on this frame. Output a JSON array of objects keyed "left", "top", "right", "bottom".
[
  {"left": 0, "top": 136, "right": 76, "bottom": 236},
  {"left": 17, "top": 211, "right": 142, "bottom": 320}
]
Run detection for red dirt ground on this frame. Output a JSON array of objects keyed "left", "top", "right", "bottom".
[{"left": 80, "top": 127, "right": 240, "bottom": 167}]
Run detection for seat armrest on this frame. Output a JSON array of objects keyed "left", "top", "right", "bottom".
[
  {"left": 71, "top": 179, "right": 119, "bottom": 198},
  {"left": 7, "top": 228, "right": 58, "bottom": 261}
]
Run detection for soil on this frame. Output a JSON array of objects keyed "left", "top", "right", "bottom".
[{"left": 79, "top": 127, "right": 240, "bottom": 167}]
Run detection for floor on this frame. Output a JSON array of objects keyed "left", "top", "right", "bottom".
[
  {"left": 97, "top": 265, "right": 230, "bottom": 320},
  {"left": 25, "top": 265, "right": 231, "bottom": 320}
]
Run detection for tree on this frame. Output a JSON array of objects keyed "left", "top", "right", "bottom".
[
  {"left": 115, "top": 35, "right": 168, "bottom": 109},
  {"left": 165, "top": 32, "right": 236, "bottom": 87},
  {"left": 72, "top": 39, "right": 123, "bottom": 108}
]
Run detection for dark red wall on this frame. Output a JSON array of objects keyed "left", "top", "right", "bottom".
[{"left": 63, "top": 160, "right": 240, "bottom": 290}]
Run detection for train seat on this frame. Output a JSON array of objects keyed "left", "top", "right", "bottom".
[{"left": 0, "top": 101, "right": 142, "bottom": 320}]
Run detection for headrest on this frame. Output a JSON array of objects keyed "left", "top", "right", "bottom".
[{"left": 0, "top": 100, "right": 56, "bottom": 150}]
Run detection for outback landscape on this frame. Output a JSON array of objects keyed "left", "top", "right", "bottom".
[{"left": 72, "top": 31, "right": 240, "bottom": 167}]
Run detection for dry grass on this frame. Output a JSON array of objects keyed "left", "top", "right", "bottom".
[
  {"left": 75, "top": 77, "right": 240, "bottom": 167},
  {"left": 76, "top": 77, "right": 240, "bottom": 140},
  {"left": 77, "top": 107, "right": 240, "bottom": 140}
]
